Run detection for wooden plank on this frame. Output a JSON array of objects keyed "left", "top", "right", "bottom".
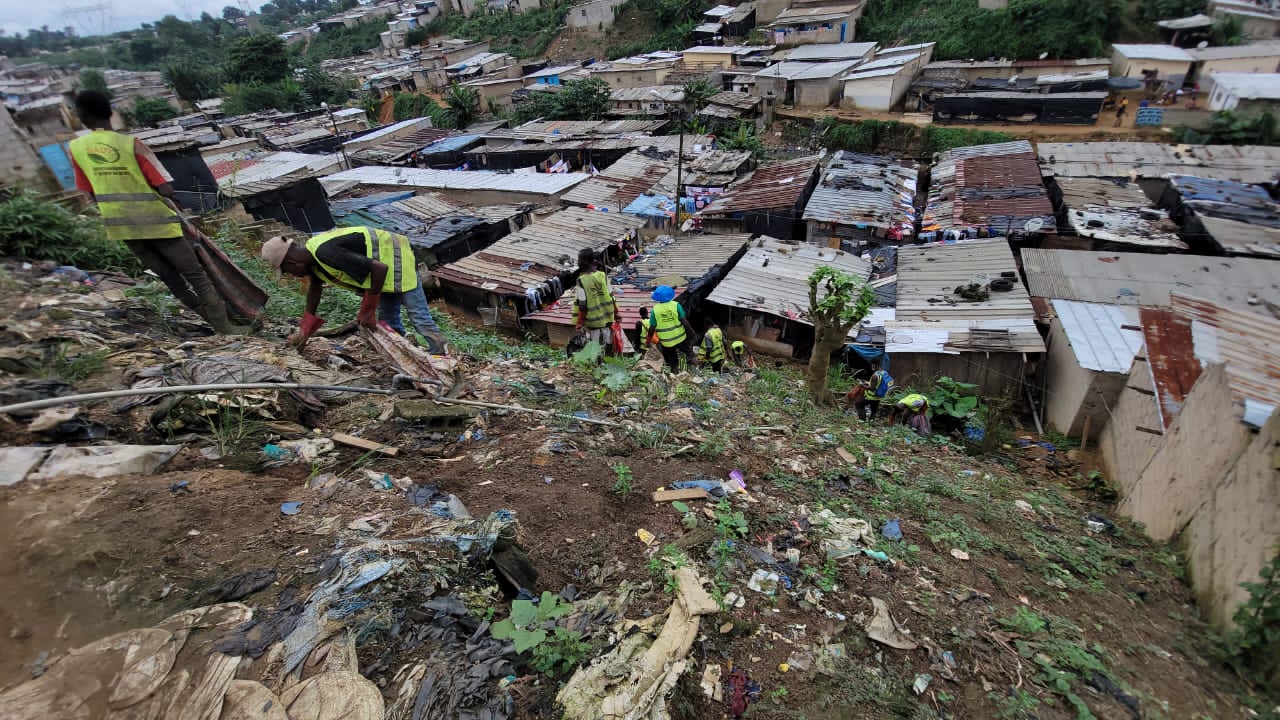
[
  {"left": 1135, "top": 425, "right": 1165, "bottom": 436},
  {"left": 652, "top": 488, "right": 711, "bottom": 502},
  {"left": 332, "top": 432, "right": 398, "bottom": 457}
]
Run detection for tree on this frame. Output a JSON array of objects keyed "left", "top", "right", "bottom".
[
  {"left": 130, "top": 97, "right": 179, "bottom": 127},
  {"left": 404, "top": 26, "right": 430, "bottom": 47},
  {"left": 554, "top": 78, "right": 611, "bottom": 121},
  {"left": 1210, "top": 14, "right": 1245, "bottom": 46},
  {"left": 681, "top": 79, "right": 717, "bottom": 113},
  {"left": 222, "top": 5, "right": 246, "bottom": 20},
  {"left": 165, "top": 63, "right": 222, "bottom": 104},
  {"left": 225, "top": 34, "right": 289, "bottom": 84},
  {"left": 719, "top": 122, "right": 765, "bottom": 160},
  {"left": 76, "top": 69, "right": 111, "bottom": 97},
  {"left": 442, "top": 84, "right": 480, "bottom": 129},
  {"left": 805, "top": 267, "right": 875, "bottom": 405}
]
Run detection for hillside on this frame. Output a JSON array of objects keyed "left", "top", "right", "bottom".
[{"left": 0, "top": 215, "right": 1274, "bottom": 719}]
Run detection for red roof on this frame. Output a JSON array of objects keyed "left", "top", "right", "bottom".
[
  {"left": 1140, "top": 306, "right": 1201, "bottom": 429},
  {"left": 700, "top": 155, "right": 820, "bottom": 214}
]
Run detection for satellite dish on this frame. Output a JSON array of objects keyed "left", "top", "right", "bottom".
[
  {"left": 1039, "top": 52, "right": 1048, "bottom": 59},
  {"left": 1197, "top": 40, "right": 1209, "bottom": 48}
]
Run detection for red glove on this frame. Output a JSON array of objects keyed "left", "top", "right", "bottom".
[
  {"left": 289, "top": 312, "right": 325, "bottom": 347},
  {"left": 357, "top": 291, "right": 380, "bottom": 328}
]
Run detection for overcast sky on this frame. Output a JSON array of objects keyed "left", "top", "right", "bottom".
[{"left": 0, "top": 0, "right": 234, "bottom": 38}]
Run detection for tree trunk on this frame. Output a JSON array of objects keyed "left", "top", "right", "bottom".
[{"left": 807, "top": 326, "right": 843, "bottom": 405}]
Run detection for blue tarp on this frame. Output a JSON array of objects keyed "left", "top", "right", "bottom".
[{"left": 39, "top": 143, "right": 75, "bottom": 190}]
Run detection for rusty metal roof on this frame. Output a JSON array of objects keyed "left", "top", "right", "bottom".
[
  {"left": 1036, "top": 141, "right": 1280, "bottom": 184},
  {"left": 700, "top": 155, "right": 821, "bottom": 214},
  {"left": 1140, "top": 306, "right": 1199, "bottom": 429},
  {"left": 1170, "top": 293, "right": 1280, "bottom": 427},
  {"left": 348, "top": 127, "right": 455, "bottom": 164},
  {"left": 802, "top": 151, "right": 918, "bottom": 235},
  {"left": 432, "top": 207, "right": 643, "bottom": 296},
  {"left": 923, "top": 142, "right": 1055, "bottom": 236},
  {"left": 560, "top": 148, "right": 677, "bottom": 211},
  {"left": 896, "top": 237, "right": 1041, "bottom": 322}
]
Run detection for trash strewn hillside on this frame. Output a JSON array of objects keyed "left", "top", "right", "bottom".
[{"left": 0, "top": 255, "right": 1265, "bottom": 720}]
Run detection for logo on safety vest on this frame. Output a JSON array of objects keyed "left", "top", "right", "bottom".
[{"left": 85, "top": 143, "right": 121, "bottom": 164}]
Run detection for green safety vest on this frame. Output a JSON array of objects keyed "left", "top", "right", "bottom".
[
  {"left": 640, "top": 318, "right": 653, "bottom": 344},
  {"left": 577, "top": 270, "right": 615, "bottom": 329},
  {"left": 68, "top": 130, "right": 182, "bottom": 242},
  {"left": 305, "top": 227, "right": 418, "bottom": 294},
  {"left": 704, "top": 327, "right": 725, "bottom": 363},
  {"left": 652, "top": 300, "right": 686, "bottom": 348}
]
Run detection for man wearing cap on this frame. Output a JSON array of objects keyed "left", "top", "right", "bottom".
[
  {"left": 68, "top": 90, "right": 243, "bottom": 335},
  {"left": 650, "top": 285, "right": 696, "bottom": 372},
  {"left": 261, "top": 227, "right": 446, "bottom": 353}
]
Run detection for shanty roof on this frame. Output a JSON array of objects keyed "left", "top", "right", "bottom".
[
  {"left": 896, "top": 238, "right": 1038, "bottom": 322},
  {"left": 418, "top": 133, "right": 484, "bottom": 155},
  {"left": 1168, "top": 174, "right": 1280, "bottom": 258},
  {"left": 925, "top": 57, "right": 1109, "bottom": 70},
  {"left": 1111, "top": 43, "right": 1195, "bottom": 61},
  {"left": 782, "top": 42, "right": 878, "bottom": 62},
  {"left": 560, "top": 148, "right": 676, "bottom": 211},
  {"left": 1051, "top": 299, "right": 1143, "bottom": 373},
  {"left": 216, "top": 151, "right": 341, "bottom": 197},
  {"left": 1036, "top": 141, "right": 1280, "bottom": 184},
  {"left": 346, "top": 117, "right": 433, "bottom": 146},
  {"left": 695, "top": 22, "right": 726, "bottom": 33},
  {"left": 432, "top": 207, "right": 642, "bottom": 296},
  {"left": 704, "top": 90, "right": 761, "bottom": 110},
  {"left": 683, "top": 45, "right": 775, "bottom": 56},
  {"left": 923, "top": 141, "right": 1055, "bottom": 235},
  {"left": 1156, "top": 13, "right": 1213, "bottom": 29},
  {"left": 770, "top": 3, "right": 862, "bottom": 23},
  {"left": 348, "top": 127, "right": 455, "bottom": 164},
  {"left": 1187, "top": 41, "right": 1280, "bottom": 61},
  {"left": 706, "top": 236, "right": 872, "bottom": 333},
  {"left": 1209, "top": 72, "right": 1280, "bottom": 100},
  {"left": 522, "top": 233, "right": 751, "bottom": 327},
  {"left": 609, "top": 86, "right": 686, "bottom": 102},
  {"left": 319, "top": 166, "right": 590, "bottom": 197},
  {"left": 509, "top": 119, "right": 668, "bottom": 137},
  {"left": 700, "top": 155, "right": 820, "bottom": 214},
  {"left": 704, "top": 4, "right": 736, "bottom": 17},
  {"left": 754, "top": 59, "right": 861, "bottom": 80},
  {"left": 1020, "top": 248, "right": 1280, "bottom": 314},
  {"left": 1196, "top": 216, "right": 1280, "bottom": 258},
  {"left": 525, "top": 64, "right": 579, "bottom": 79},
  {"left": 847, "top": 53, "right": 920, "bottom": 73},
  {"left": 329, "top": 191, "right": 528, "bottom": 251},
  {"left": 1142, "top": 293, "right": 1280, "bottom": 428},
  {"left": 1056, "top": 176, "right": 1183, "bottom": 249},
  {"left": 802, "top": 151, "right": 918, "bottom": 234}
]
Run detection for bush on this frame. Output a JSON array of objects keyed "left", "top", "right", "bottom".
[
  {"left": 818, "top": 118, "right": 1016, "bottom": 156},
  {"left": 130, "top": 97, "right": 179, "bottom": 128},
  {"left": 426, "top": 0, "right": 573, "bottom": 59},
  {"left": 222, "top": 79, "right": 306, "bottom": 115},
  {"left": 0, "top": 190, "right": 141, "bottom": 273}
]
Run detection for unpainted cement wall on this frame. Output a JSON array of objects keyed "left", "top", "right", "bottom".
[
  {"left": 1099, "top": 355, "right": 1163, "bottom": 495},
  {"left": 0, "top": 106, "right": 56, "bottom": 189}
]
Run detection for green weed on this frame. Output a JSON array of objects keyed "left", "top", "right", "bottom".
[
  {"left": 51, "top": 345, "right": 107, "bottom": 382},
  {"left": 611, "top": 463, "right": 634, "bottom": 496},
  {"left": 530, "top": 627, "right": 594, "bottom": 677}
]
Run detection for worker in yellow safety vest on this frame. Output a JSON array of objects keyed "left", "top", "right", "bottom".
[
  {"left": 650, "top": 285, "right": 696, "bottom": 372},
  {"left": 730, "top": 340, "right": 756, "bottom": 369},
  {"left": 261, "top": 227, "right": 446, "bottom": 353},
  {"left": 895, "top": 392, "right": 932, "bottom": 438},
  {"left": 574, "top": 248, "right": 620, "bottom": 355},
  {"left": 68, "top": 90, "right": 243, "bottom": 334},
  {"left": 634, "top": 306, "right": 656, "bottom": 357},
  {"left": 702, "top": 322, "right": 727, "bottom": 372}
]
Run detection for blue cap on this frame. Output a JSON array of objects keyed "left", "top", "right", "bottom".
[{"left": 651, "top": 285, "right": 675, "bottom": 303}]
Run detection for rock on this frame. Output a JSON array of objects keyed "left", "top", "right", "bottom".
[{"left": 393, "top": 400, "right": 478, "bottom": 428}]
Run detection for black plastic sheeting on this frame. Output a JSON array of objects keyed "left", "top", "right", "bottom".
[
  {"left": 238, "top": 178, "right": 335, "bottom": 234},
  {"left": 933, "top": 92, "right": 1105, "bottom": 125},
  {"left": 155, "top": 148, "right": 221, "bottom": 213}
]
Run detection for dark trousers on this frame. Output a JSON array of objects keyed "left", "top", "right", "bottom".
[
  {"left": 854, "top": 398, "right": 881, "bottom": 420},
  {"left": 659, "top": 340, "right": 695, "bottom": 372},
  {"left": 125, "top": 235, "right": 215, "bottom": 310}
]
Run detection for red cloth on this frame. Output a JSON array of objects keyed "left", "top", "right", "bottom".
[
  {"left": 610, "top": 321, "right": 624, "bottom": 355},
  {"left": 357, "top": 291, "right": 380, "bottom": 328}
]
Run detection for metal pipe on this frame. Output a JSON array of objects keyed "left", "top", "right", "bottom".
[{"left": 0, "top": 383, "right": 394, "bottom": 416}]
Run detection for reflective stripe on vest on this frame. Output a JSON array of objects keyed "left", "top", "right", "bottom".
[
  {"left": 68, "top": 130, "right": 182, "bottom": 242},
  {"left": 577, "top": 271, "right": 614, "bottom": 329},
  {"left": 704, "top": 327, "right": 725, "bottom": 363},
  {"left": 305, "top": 227, "right": 418, "bottom": 294},
  {"left": 652, "top": 301, "right": 686, "bottom": 347}
]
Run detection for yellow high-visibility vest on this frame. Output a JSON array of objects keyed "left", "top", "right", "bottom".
[
  {"left": 306, "top": 227, "right": 418, "bottom": 293},
  {"left": 577, "top": 271, "right": 615, "bottom": 329},
  {"left": 898, "top": 393, "right": 929, "bottom": 411},
  {"left": 68, "top": 130, "right": 182, "bottom": 242},
  {"left": 704, "top": 327, "right": 725, "bottom": 363},
  {"left": 652, "top": 300, "right": 686, "bottom": 348}
]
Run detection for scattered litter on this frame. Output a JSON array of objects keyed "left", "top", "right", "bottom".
[
  {"left": 636, "top": 528, "right": 656, "bottom": 546},
  {"left": 785, "top": 548, "right": 801, "bottom": 566},
  {"left": 719, "top": 622, "right": 734, "bottom": 634},
  {"left": 652, "top": 488, "right": 710, "bottom": 502},
  {"left": 815, "top": 643, "right": 847, "bottom": 676},
  {"left": 26, "top": 405, "right": 80, "bottom": 432},
  {"left": 723, "top": 592, "right": 746, "bottom": 609},
  {"left": 747, "top": 569, "right": 780, "bottom": 595},
  {"left": 1085, "top": 513, "right": 1115, "bottom": 533},
  {"left": 811, "top": 508, "right": 873, "bottom": 559},
  {"left": 700, "top": 664, "right": 724, "bottom": 701},
  {"left": 913, "top": 673, "right": 932, "bottom": 695},
  {"left": 262, "top": 443, "right": 289, "bottom": 460},
  {"left": 728, "top": 669, "right": 760, "bottom": 719},
  {"left": 787, "top": 649, "right": 814, "bottom": 672},
  {"left": 280, "top": 502, "right": 303, "bottom": 516},
  {"left": 863, "top": 549, "right": 891, "bottom": 563},
  {"left": 1014, "top": 499, "right": 1036, "bottom": 514},
  {"left": 865, "top": 596, "right": 918, "bottom": 650},
  {"left": 169, "top": 481, "right": 190, "bottom": 495},
  {"left": 331, "top": 431, "right": 397, "bottom": 456},
  {"left": 23, "top": 444, "right": 181, "bottom": 482},
  {"left": 544, "top": 476, "right": 554, "bottom": 484},
  {"left": 670, "top": 478, "right": 727, "bottom": 497},
  {"left": 209, "top": 568, "right": 277, "bottom": 602},
  {"left": 881, "top": 518, "right": 903, "bottom": 541},
  {"left": 836, "top": 447, "right": 857, "bottom": 464},
  {"left": 777, "top": 663, "right": 789, "bottom": 673},
  {"left": 950, "top": 548, "right": 971, "bottom": 561}
]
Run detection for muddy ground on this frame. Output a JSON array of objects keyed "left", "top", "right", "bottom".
[{"left": 0, "top": 260, "right": 1268, "bottom": 719}]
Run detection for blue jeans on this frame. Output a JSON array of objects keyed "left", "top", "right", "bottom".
[{"left": 378, "top": 284, "right": 440, "bottom": 336}]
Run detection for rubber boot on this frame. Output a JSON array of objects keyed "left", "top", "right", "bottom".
[{"left": 196, "top": 288, "right": 250, "bottom": 335}]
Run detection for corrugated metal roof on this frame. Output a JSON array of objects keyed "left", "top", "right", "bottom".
[
  {"left": 926, "top": 58, "right": 1109, "bottom": 70},
  {"left": 783, "top": 42, "right": 878, "bottom": 61},
  {"left": 706, "top": 236, "right": 871, "bottom": 333},
  {"left": 1195, "top": 216, "right": 1280, "bottom": 258},
  {"left": 705, "top": 91, "right": 761, "bottom": 110},
  {"left": 1186, "top": 41, "right": 1280, "bottom": 61},
  {"left": 700, "top": 155, "right": 820, "bottom": 214},
  {"left": 522, "top": 233, "right": 750, "bottom": 326},
  {"left": 319, "top": 166, "right": 590, "bottom": 196},
  {"left": 1168, "top": 174, "right": 1280, "bottom": 256},
  {"left": 771, "top": 3, "right": 862, "bottom": 23},
  {"left": 419, "top": 134, "right": 484, "bottom": 155},
  {"left": 511, "top": 119, "right": 667, "bottom": 137},
  {"left": 896, "top": 238, "right": 1040, "bottom": 325},
  {"left": 1171, "top": 292, "right": 1280, "bottom": 427},
  {"left": 923, "top": 143, "right": 1055, "bottom": 235},
  {"left": 217, "top": 152, "right": 341, "bottom": 197},
  {"left": 1211, "top": 72, "right": 1280, "bottom": 100},
  {"left": 346, "top": 117, "right": 432, "bottom": 146},
  {"left": 802, "top": 151, "right": 918, "bottom": 235},
  {"left": 433, "top": 207, "right": 642, "bottom": 296},
  {"left": 349, "top": 127, "right": 455, "bottom": 164},
  {"left": 851, "top": 53, "right": 920, "bottom": 72},
  {"left": 1054, "top": 177, "right": 1151, "bottom": 209},
  {"left": 1036, "top": 141, "right": 1280, "bottom": 184},
  {"left": 1051, "top": 299, "right": 1142, "bottom": 373},
  {"left": 753, "top": 60, "right": 860, "bottom": 80},
  {"left": 1140, "top": 306, "right": 1198, "bottom": 428},
  {"left": 524, "top": 64, "right": 579, "bottom": 78},
  {"left": 1111, "top": 43, "right": 1195, "bottom": 61},
  {"left": 884, "top": 318, "right": 1043, "bottom": 354},
  {"left": 1020, "top": 247, "right": 1280, "bottom": 313},
  {"left": 560, "top": 148, "right": 677, "bottom": 210},
  {"left": 1064, "top": 206, "right": 1185, "bottom": 248},
  {"left": 610, "top": 86, "right": 685, "bottom": 102},
  {"left": 1156, "top": 13, "right": 1213, "bottom": 29}
]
